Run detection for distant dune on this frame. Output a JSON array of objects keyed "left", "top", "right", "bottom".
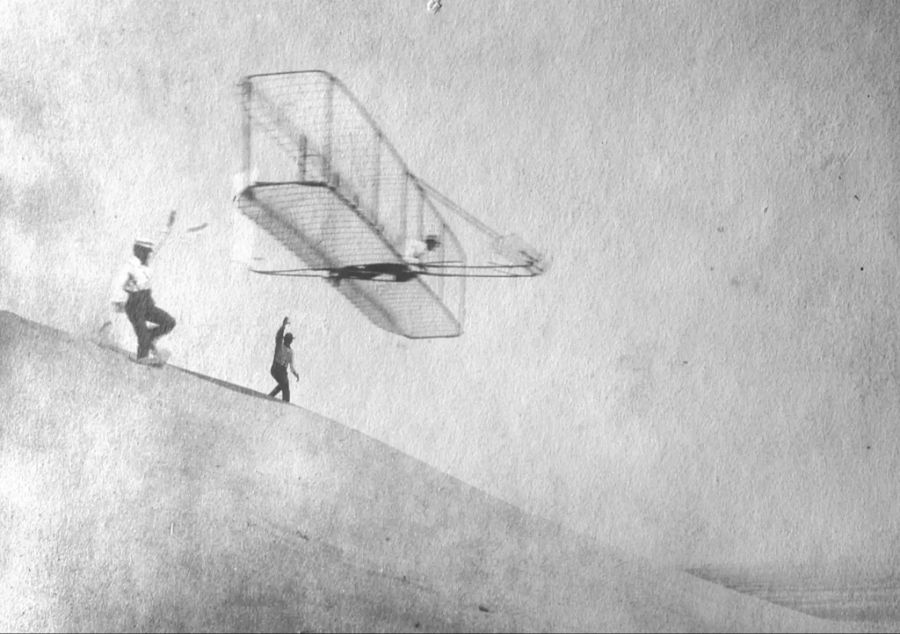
[
  {"left": 0, "top": 311, "right": 879, "bottom": 632},
  {"left": 689, "top": 565, "right": 900, "bottom": 630}
]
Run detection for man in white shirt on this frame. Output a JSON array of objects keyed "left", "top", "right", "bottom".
[
  {"left": 110, "top": 210, "right": 177, "bottom": 363},
  {"left": 403, "top": 234, "right": 440, "bottom": 266}
]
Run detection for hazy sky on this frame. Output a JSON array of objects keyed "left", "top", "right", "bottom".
[{"left": 2, "top": 0, "right": 900, "bottom": 570}]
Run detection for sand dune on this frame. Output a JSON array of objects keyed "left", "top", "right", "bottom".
[{"left": 0, "top": 311, "right": 878, "bottom": 632}]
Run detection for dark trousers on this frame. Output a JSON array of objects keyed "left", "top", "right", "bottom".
[
  {"left": 125, "top": 290, "right": 176, "bottom": 359},
  {"left": 269, "top": 363, "right": 290, "bottom": 402}
]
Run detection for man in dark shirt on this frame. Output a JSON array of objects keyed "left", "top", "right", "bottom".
[{"left": 269, "top": 316, "right": 299, "bottom": 402}]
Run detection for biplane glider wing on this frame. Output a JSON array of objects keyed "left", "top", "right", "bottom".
[
  {"left": 234, "top": 70, "right": 545, "bottom": 339},
  {"left": 237, "top": 180, "right": 463, "bottom": 338}
]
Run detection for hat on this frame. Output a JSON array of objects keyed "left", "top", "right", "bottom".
[{"left": 134, "top": 238, "right": 154, "bottom": 249}]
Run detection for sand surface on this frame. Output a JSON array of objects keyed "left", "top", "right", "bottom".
[{"left": 0, "top": 311, "right": 881, "bottom": 632}]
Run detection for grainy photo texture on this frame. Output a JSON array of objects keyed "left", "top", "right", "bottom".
[{"left": 2, "top": 1, "right": 899, "bottom": 631}]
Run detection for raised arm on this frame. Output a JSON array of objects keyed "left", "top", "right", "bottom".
[
  {"left": 151, "top": 210, "right": 177, "bottom": 258},
  {"left": 276, "top": 316, "right": 289, "bottom": 345}
]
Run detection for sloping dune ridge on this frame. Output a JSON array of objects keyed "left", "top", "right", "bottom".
[{"left": 0, "top": 311, "right": 877, "bottom": 632}]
